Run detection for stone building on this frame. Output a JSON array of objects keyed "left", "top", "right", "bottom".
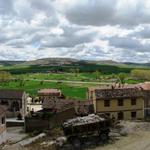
[
  {"left": 140, "top": 82, "right": 150, "bottom": 119},
  {"left": 0, "top": 89, "right": 27, "bottom": 118},
  {"left": 38, "top": 89, "right": 63, "bottom": 109},
  {"left": 87, "top": 84, "right": 144, "bottom": 120},
  {"left": 0, "top": 105, "right": 6, "bottom": 144},
  {"left": 74, "top": 100, "right": 94, "bottom": 116},
  {"left": 25, "top": 98, "right": 76, "bottom": 132}
]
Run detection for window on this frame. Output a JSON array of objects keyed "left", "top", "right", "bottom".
[
  {"left": 1, "top": 100, "right": 8, "bottom": 106},
  {"left": 27, "top": 107, "right": 29, "bottom": 112},
  {"left": 131, "top": 98, "right": 136, "bottom": 105},
  {"left": 12, "top": 101, "right": 20, "bottom": 111},
  {"left": 118, "top": 99, "right": 124, "bottom": 106},
  {"left": 104, "top": 100, "right": 110, "bottom": 107},
  {"left": 2, "top": 117, "right": 5, "bottom": 124},
  {"left": 118, "top": 112, "right": 124, "bottom": 120},
  {"left": 131, "top": 111, "right": 136, "bottom": 119}
]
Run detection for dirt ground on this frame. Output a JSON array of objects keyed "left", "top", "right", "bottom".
[
  {"left": 27, "top": 121, "right": 150, "bottom": 150},
  {"left": 2, "top": 121, "right": 150, "bottom": 150},
  {"left": 92, "top": 131, "right": 150, "bottom": 150},
  {"left": 6, "top": 127, "right": 28, "bottom": 144},
  {"left": 92, "top": 121, "right": 150, "bottom": 150}
]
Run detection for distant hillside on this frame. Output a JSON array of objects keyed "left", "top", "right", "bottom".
[
  {"left": 19, "top": 58, "right": 123, "bottom": 66},
  {"left": 123, "top": 62, "right": 150, "bottom": 68},
  {"left": 20, "top": 58, "right": 150, "bottom": 68},
  {"left": 0, "top": 61, "right": 24, "bottom": 66},
  {"left": 21, "top": 58, "right": 79, "bottom": 66},
  {"left": 1, "top": 58, "right": 150, "bottom": 74},
  {"left": 0, "top": 58, "right": 150, "bottom": 68}
]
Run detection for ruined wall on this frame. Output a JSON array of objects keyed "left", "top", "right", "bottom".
[
  {"left": 25, "top": 108, "right": 76, "bottom": 132},
  {"left": 25, "top": 117, "right": 50, "bottom": 132},
  {"left": 0, "top": 130, "right": 6, "bottom": 144}
]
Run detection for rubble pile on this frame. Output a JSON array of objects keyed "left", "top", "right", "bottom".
[
  {"left": 118, "top": 121, "right": 150, "bottom": 135},
  {"left": 63, "top": 114, "right": 104, "bottom": 127}
]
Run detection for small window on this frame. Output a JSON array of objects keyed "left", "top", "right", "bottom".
[
  {"left": 104, "top": 100, "right": 110, "bottom": 107},
  {"left": 27, "top": 107, "right": 29, "bottom": 112},
  {"left": 131, "top": 111, "right": 136, "bottom": 119},
  {"left": 118, "top": 112, "right": 124, "bottom": 120},
  {"left": 131, "top": 98, "right": 136, "bottom": 105},
  {"left": 118, "top": 99, "right": 124, "bottom": 106},
  {"left": 2, "top": 117, "right": 5, "bottom": 124}
]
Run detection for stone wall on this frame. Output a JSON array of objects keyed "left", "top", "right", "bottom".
[
  {"left": 25, "top": 108, "right": 76, "bottom": 132},
  {"left": 0, "top": 125, "right": 6, "bottom": 144}
]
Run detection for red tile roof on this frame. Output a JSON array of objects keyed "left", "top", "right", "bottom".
[{"left": 38, "top": 89, "right": 61, "bottom": 96}]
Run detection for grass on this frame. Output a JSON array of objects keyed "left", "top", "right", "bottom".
[
  {"left": 15, "top": 72, "right": 100, "bottom": 82},
  {"left": 0, "top": 63, "right": 148, "bottom": 100},
  {"left": 0, "top": 63, "right": 134, "bottom": 74},
  {"left": 0, "top": 80, "right": 87, "bottom": 100},
  {"left": 0, "top": 71, "right": 146, "bottom": 100}
]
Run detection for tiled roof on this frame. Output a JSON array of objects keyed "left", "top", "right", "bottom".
[
  {"left": 0, "top": 89, "right": 24, "bottom": 99},
  {"left": 89, "top": 84, "right": 143, "bottom": 99},
  {"left": 43, "top": 99, "right": 74, "bottom": 112},
  {"left": 140, "top": 82, "right": 150, "bottom": 90},
  {"left": 38, "top": 89, "right": 61, "bottom": 96}
]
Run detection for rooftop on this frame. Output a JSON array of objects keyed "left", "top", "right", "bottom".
[
  {"left": 0, "top": 89, "right": 25, "bottom": 100},
  {"left": 88, "top": 84, "right": 142, "bottom": 91},
  {"left": 42, "top": 99, "right": 74, "bottom": 112},
  {"left": 88, "top": 84, "right": 143, "bottom": 99},
  {"left": 38, "top": 89, "right": 61, "bottom": 95},
  {"left": 140, "top": 82, "right": 150, "bottom": 91}
]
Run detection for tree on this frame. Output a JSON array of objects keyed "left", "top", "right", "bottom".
[
  {"left": 75, "top": 68, "right": 80, "bottom": 77},
  {"left": 0, "top": 71, "right": 12, "bottom": 84},
  {"left": 118, "top": 73, "right": 127, "bottom": 84},
  {"left": 18, "top": 76, "right": 25, "bottom": 87},
  {"left": 93, "top": 70, "right": 101, "bottom": 80},
  {"left": 131, "top": 69, "right": 150, "bottom": 80},
  {"left": 40, "top": 81, "right": 44, "bottom": 85}
]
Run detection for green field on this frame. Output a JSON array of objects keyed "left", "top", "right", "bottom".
[
  {"left": 0, "top": 80, "right": 87, "bottom": 100},
  {"left": 0, "top": 62, "right": 148, "bottom": 100}
]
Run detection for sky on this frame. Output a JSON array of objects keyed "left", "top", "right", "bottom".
[{"left": 0, "top": 0, "right": 150, "bottom": 62}]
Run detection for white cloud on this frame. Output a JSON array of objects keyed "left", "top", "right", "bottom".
[{"left": 0, "top": 0, "right": 150, "bottom": 62}]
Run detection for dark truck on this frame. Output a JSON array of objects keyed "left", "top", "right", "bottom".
[{"left": 62, "top": 114, "right": 111, "bottom": 148}]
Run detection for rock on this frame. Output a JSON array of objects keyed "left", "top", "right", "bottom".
[
  {"left": 56, "top": 136, "right": 67, "bottom": 147},
  {"left": 109, "top": 132, "right": 121, "bottom": 137},
  {"left": 2, "top": 144, "right": 27, "bottom": 150},
  {"left": 120, "top": 128, "right": 128, "bottom": 136}
]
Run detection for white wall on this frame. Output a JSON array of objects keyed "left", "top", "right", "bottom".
[{"left": 0, "top": 130, "right": 6, "bottom": 145}]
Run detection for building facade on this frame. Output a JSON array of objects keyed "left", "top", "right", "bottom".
[
  {"left": 88, "top": 85, "right": 144, "bottom": 120},
  {"left": 38, "top": 89, "right": 62, "bottom": 110},
  {"left": 0, "top": 105, "right": 6, "bottom": 144},
  {"left": 140, "top": 82, "right": 150, "bottom": 119},
  {"left": 0, "top": 89, "right": 28, "bottom": 118},
  {"left": 74, "top": 100, "right": 94, "bottom": 116}
]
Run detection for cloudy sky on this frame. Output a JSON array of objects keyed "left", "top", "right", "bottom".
[{"left": 1, "top": 0, "right": 150, "bottom": 62}]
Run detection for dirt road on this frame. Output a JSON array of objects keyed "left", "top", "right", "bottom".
[
  {"left": 92, "top": 121, "right": 150, "bottom": 150},
  {"left": 3, "top": 122, "right": 150, "bottom": 150},
  {"left": 92, "top": 131, "right": 150, "bottom": 150}
]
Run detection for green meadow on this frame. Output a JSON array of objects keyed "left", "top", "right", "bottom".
[{"left": 0, "top": 63, "right": 148, "bottom": 100}]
